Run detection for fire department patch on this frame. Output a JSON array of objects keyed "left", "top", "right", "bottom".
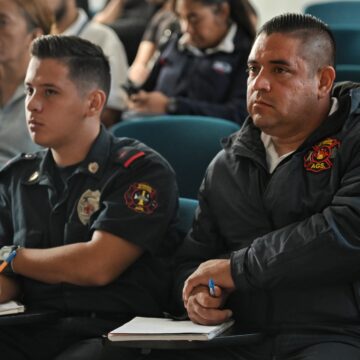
[
  {"left": 304, "top": 138, "right": 340, "bottom": 173},
  {"left": 124, "top": 183, "right": 158, "bottom": 214},
  {"left": 77, "top": 190, "right": 101, "bottom": 225}
]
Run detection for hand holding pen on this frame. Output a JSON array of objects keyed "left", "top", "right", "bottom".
[{"left": 183, "top": 259, "right": 235, "bottom": 304}]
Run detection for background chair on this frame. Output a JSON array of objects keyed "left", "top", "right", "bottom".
[
  {"left": 332, "top": 27, "right": 360, "bottom": 82},
  {"left": 177, "top": 197, "right": 198, "bottom": 238},
  {"left": 304, "top": 2, "right": 360, "bottom": 82},
  {"left": 111, "top": 115, "right": 240, "bottom": 199},
  {"left": 304, "top": 1, "right": 360, "bottom": 28}
]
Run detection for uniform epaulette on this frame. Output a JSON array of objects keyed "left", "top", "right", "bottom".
[
  {"left": 0, "top": 153, "right": 38, "bottom": 174},
  {"left": 115, "top": 147, "right": 146, "bottom": 168}
]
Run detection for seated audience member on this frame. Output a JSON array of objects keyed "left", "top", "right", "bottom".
[
  {"left": 0, "top": 0, "right": 52, "bottom": 167},
  {"left": 0, "top": 35, "right": 179, "bottom": 360},
  {"left": 49, "top": 0, "right": 129, "bottom": 127},
  {"left": 140, "top": 13, "right": 360, "bottom": 360},
  {"left": 127, "top": 0, "right": 179, "bottom": 86},
  {"left": 76, "top": 0, "right": 89, "bottom": 15},
  {"left": 126, "top": 0, "right": 255, "bottom": 125},
  {"left": 93, "top": 0, "right": 160, "bottom": 64}
]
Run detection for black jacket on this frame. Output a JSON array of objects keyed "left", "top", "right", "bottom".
[{"left": 176, "top": 82, "right": 360, "bottom": 333}]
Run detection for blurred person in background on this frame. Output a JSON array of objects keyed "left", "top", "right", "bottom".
[
  {"left": 0, "top": 0, "right": 52, "bottom": 167},
  {"left": 127, "top": 0, "right": 179, "bottom": 86},
  {"left": 49, "top": 0, "right": 129, "bottom": 127},
  {"left": 126, "top": 0, "right": 256, "bottom": 125},
  {"left": 93, "top": 0, "right": 160, "bottom": 64}
]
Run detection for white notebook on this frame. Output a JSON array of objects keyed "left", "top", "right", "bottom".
[
  {"left": 108, "top": 316, "right": 234, "bottom": 342},
  {"left": 0, "top": 301, "right": 25, "bottom": 316}
]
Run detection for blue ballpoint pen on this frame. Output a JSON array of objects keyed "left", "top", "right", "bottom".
[{"left": 208, "top": 278, "right": 215, "bottom": 297}]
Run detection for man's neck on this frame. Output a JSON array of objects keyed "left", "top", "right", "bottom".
[
  {"left": 271, "top": 135, "right": 307, "bottom": 157},
  {"left": 51, "top": 125, "right": 100, "bottom": 167},
  {"left": 270, "top": 98, "right": 332, "bottom": 156},
  {"left": 53, "top": 7, "right": 79, "bottom": 34}
]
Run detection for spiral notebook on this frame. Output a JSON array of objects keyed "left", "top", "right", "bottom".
[{"left": 108, "top": 317, "right": 234, "bottom": 342}]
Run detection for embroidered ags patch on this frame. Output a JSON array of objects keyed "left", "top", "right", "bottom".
[
  {"left": 124, "top": 183, "right": 158, "bottom": 214},
  {"left": 304, "top": 138, "right": 341, "bottom": 173}
]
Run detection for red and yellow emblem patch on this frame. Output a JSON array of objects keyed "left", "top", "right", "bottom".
[
  {"left": 304, "top": 138, "right": 340, "bottom": 173},
  {"left": 124, "top": 183, "right": 158, "bottom": 214}
]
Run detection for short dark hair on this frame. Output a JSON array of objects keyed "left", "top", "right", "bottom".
[
  {"left": 258, "top": 13, "right": 336, "bottom": 69},
  {"left": 30, "top": 35, "right": 111, "bottom": 99}
]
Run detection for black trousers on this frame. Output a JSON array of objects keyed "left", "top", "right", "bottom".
[
  {"left": 101, "top": 333, "right": 360, "bottom": 360},
  {"left": 0, "top": 317, "right": 118, "bottom": 360}
]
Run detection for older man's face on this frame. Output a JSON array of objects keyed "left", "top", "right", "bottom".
[{"left": 246, "top": 32, "right": 322, "bottom": 139}]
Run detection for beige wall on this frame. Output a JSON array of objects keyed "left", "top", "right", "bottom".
[{"left": 251, "top": 0, "right": 337, "bottom": 26}]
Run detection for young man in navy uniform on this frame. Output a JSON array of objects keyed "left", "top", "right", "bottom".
[{"left": 0, "top": 35, "right": 179, "bottom": 359}]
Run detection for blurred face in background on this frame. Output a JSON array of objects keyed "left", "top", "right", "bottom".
[
  {"left": 46, "top": 0, "right": 67, "bottom": 22},
  {"left": 175, "top": 0, "right": 230, "bottom": 49},
  {"left": 0, "top": 0, "right": 35, "bottom": 65}
]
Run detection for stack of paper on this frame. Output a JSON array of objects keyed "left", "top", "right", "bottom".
[
  {"left": 108, "top": 316, "right": 234, "bottom": 341},
  {"left": 0, "top": 301, "right": 25, "bottom": 316}
]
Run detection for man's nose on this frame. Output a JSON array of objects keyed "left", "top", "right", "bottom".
[
  {"left": 251, "top": 69, "right": 271, "bottom": 92},
  {"left": 26, "top": 93, "right": 42, "bottom": 113}
]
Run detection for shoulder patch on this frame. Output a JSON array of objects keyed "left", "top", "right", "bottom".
[
  {"left": 115, "top": 147, "right": 146, "bottom": 168},
  {"left": 304, "top": 138, "right": 341, "bottom": 173},
  {"left": 124, "top": 183, "right": 158, "bottom": 214}
]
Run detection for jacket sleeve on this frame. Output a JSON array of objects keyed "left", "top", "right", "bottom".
[
  {"left": 231, "top": 138, "right": 360, "bottom": 292},
  {"left": 173, "top": 170, "right": 229, "bottom": 311}
]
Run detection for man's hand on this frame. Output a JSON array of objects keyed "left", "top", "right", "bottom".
[
  {"left": 185, "top": 284, "right": 232, "bottom": 325},
  {"left": 127, "top": 91, "right": 169, "bottom": 114},
  {"left": 183, "top": 259, "right": 236, "bottom": 305}
]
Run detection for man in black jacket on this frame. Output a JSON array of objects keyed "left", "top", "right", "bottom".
[{"left": 166, "top": 13, "right": 360, "bottom": 360}]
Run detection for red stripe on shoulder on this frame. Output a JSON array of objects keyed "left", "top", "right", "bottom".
[{"left": 124, "top": 151, "right": 146, "bottom": 168}]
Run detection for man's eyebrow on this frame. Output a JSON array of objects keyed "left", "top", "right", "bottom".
[
  {"left": 247, "top": 59, "right": 292, "bottom": 66},
  {"left": 24, "top": 82, "right": 58, "bottom": 87},
  {"left": 269, "top": 59, "right": 292, "bottom": 66}
]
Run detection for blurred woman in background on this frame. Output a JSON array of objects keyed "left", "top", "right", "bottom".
[
  {"left": 0, "top": 0, "right": 53, "bottom": 166},
  {"left": 126, "top": 0, "right": 256, "bottom": 124}
]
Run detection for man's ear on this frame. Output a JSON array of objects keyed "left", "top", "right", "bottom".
[
  {"left": 318, "top": 66, "right": 336, "bottom": 99},
  {"left": 86, "top": 89, "right": 107, "bottom": 117}
]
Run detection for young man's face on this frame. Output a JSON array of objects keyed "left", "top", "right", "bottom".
[
  {"left": 0, "top": 0, "right": 35, "bottom": 65},
  {"left": 25, "top": 57, "right": 89, "bottom": 150},
  {"left": 246, "top": 32, "right": 322, "bottom": 139}
]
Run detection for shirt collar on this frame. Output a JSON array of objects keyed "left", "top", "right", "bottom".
[
  {"left": 62, "top": 8, "right": 88, "bottom": 36},
  {"left": 178, "top": 22, "right": 237, "bottom": 56},
  {"left": 35, "top": 125, "right": 111, "bottom": 185}
]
